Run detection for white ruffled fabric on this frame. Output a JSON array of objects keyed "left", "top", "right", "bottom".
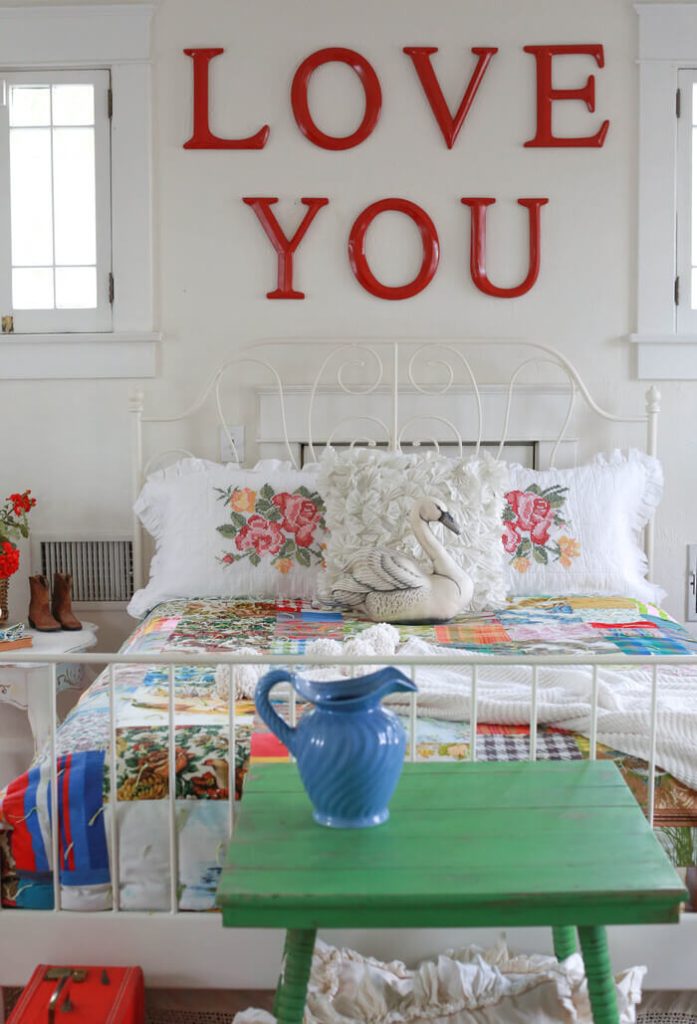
[
  {"left": 318, "top": 448, "right": 508, "bottom": 612},
  {"left": 232, "top": 939, "right": 645, "bottom": 1024}
]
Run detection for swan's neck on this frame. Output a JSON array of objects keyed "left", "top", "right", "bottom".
[{"left": 410, "top": 506, "right": 466, "bottom": 584}]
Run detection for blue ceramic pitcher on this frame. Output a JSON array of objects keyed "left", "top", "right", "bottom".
[{"left": 255, "top": 667, "right": 417, "bottom": 828}]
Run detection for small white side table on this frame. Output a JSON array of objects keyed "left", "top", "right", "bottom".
[{"left": 0, "top": 623, "right": 98, "bottom": 757}]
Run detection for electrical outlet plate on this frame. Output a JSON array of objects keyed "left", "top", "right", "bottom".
[
  {"left": 687, "top": 545, "right": 697, "bottom": 621},
  {"left": 220, "top": 424, "right": 245, "bottom": 464}
]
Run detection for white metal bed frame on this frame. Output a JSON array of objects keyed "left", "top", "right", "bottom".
[{"left": 3, "top": 338, "right": 695, "bottom": 1000}]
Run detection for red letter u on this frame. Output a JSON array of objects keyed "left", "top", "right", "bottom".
[{"left": 460, "top": 197, "right": 549, "bottom": 298}]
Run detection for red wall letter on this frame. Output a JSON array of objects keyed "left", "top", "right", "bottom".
[
  {"left": 403, "top": 47, "right": 498, "bottom": 149},
  {"left": 291, "top": 47, "right": 382, "bottom": 150},
  {"left": 460, "top": 197, "right": 549, "bottom": 298},
  {"left": 244, "top": 197, "right": 328, "bottom": 299},
  {"left": 348, "top": 198, "right": 440, "bottom": 300},
  {"left": 524, "top": 44, "right": 609, "bottom": 148},
  {"left": 183, "top": 49, "right": 270, "bottom": 150}
]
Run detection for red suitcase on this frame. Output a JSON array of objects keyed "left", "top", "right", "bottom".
[{"left": 8, "top": 964, "right": 145, "bottom": 1023}]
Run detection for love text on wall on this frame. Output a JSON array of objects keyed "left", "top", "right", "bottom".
[{"left": 183, "top": 45, "right": 609, "bottom": 300}]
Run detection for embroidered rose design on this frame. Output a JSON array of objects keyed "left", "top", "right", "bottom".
[
  {"left": 216, "top": 482, "right": 326, "bottom": 571},
  {"left": 272, "top": 492, "right": 321, "bottom": 547},
  {"left": 235, "top": 514, "right": 285, "bottom": 556},
  {"left": 501, "top": 484, "right": 580, "bottom": 573},
  {"left": 229, "top": 487, "right": 256, "bottom": 513}
]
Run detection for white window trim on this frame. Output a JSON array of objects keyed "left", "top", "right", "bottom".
[
  {"left": 0, "top": 68, "right": 113, "bottom": 332},
  {"left": 0, "top": 4, "right": 158, "bottom": 379},
  {"left": 632, "top": 3, "right": 697, "bottom": 379}
]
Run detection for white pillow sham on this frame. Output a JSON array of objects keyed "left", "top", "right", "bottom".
[
  {"left": 128, "top": 458, "right": 327, "bottom": 618},
  {"left": 502, "top": 449, "right": 664, "bottom": 603},
  {"left": 318, "top": 447, "right": 509, "bottom": 612}
]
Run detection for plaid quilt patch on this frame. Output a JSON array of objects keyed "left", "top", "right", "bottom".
[{"left": 475, "top": 731, "right": 583, "bottom": 762}]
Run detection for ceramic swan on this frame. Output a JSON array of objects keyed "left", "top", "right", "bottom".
[{"left": 329, "top": 498, "right": 474, "bottom": 624}]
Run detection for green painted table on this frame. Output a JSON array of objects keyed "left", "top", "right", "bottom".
[{"left": 217, "top": 760, "right": 686, "bottom": 1024}]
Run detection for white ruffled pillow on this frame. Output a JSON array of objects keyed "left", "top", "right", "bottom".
[
  {"left": 128, "top": 458, "right": 328, "bottom": 618},
  {"left": 318, "top": 447, "right": 508, "bottom": 612},
  {"left": 502, "top": 449, "right": 664, "bottom": 603}
]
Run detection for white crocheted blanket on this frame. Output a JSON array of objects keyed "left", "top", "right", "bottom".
[{"left": 219, "top": 622, "right": 697, "bottom": 792}]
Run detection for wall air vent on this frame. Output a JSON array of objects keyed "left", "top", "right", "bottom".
[{"left": 37, "top": 538, "right": 134, "bottom": 605}]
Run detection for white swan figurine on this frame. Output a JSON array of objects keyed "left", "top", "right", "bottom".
[{"left": 329, "top": 498, "right": 474, "bottom": 623}]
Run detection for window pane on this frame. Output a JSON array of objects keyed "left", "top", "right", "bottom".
[
  {"left": 52, "top": 84, "right": 94, "bottom": 127},
  {"left": 53, "top": 128, "right": 96, "bottom": 265},
  {"left": 55, "top": 267, "right": 96, "bottom": 308},
  {"left": 9, "top": 85, "right": 51, "bottom": 127},
  {"left": 9, "top": 128, "right": 53, "bottom": 266},
  {"left": 13, "top": 268, "right": 54, "bottom": 308}
]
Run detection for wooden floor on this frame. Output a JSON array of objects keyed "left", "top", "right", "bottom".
[
  {"left": 1, "top": 986, "right": 275, "bottom": 1022},
  {"left": 3, "top": 984, "right": 697, "bottom": 1020},
  {"left": 146, "top": 988, "right": 274, "bottom": 1013}
]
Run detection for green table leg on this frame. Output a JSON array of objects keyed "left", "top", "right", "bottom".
[
  {"left": 577, "top": 925, "right": 619, "bottom": 1024},
  {"left": 552, "top": 925, "right": 577, "bottom": 960},
  {"left": 273, "top": 928, "right": 316, "bottom": 1024}
]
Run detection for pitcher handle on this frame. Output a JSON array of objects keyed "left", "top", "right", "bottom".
[{"left": 255, "top": 669, "right": 298, "bottom": 756}]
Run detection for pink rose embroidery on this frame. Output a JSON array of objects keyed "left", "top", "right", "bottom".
[
  {"left": 501, "top": 484, "right": 579, "bottom": 569},
  {"left": 235, "top": 515, "right": 284, "bottom": 556},
  {"left": 272, "top": 492, "right": 321, "bottom": 548},
  {"left": 217, "top": 482, "right": 326, "bottom": 570},
  {"left": 508, "top": 491, "right": 553, "bottom": 536},
  {"left": 502, "top": 521, "right": 521, "bottom": 554}
]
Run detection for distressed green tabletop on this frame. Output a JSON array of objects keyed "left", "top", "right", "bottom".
[{"left": 217, "top": 760, "right": 686, "bottom": 1024}]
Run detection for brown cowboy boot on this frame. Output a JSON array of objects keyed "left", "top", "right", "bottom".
[
  {"left": 51, "top": 572, "right": 82, "bottom": 631},
  {"left": 28, "top": 575, "right": 61, "bottom": 632}
]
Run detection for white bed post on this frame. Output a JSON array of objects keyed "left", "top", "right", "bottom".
[
  {"left": 645, "top": 385, "right": 661, "bottom": 581},
  {"left": 129, "top": 387, "right": 145, "bottom": 592}
]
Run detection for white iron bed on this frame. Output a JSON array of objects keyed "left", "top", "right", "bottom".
[{"left": 3, "top": 337, "right": 695, "bottom": 1001}]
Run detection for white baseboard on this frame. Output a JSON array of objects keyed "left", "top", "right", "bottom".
[{"left": 0, "top": 913, "right": 695, "bottom": 991}]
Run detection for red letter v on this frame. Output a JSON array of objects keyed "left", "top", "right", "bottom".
[{"left": 403, "top": 47, "right": 498, "bottom": 149}]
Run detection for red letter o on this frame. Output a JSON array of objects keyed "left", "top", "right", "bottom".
[
  {"left": 291, "top": 47, "right": 382, "bottom": 150},
  {"left": 348, "top": 198, "right": 440, "bottom": 300}
]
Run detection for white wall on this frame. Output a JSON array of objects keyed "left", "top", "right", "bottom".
[{"left": 1, "top": 0, "right": 695, "bottom": 638}]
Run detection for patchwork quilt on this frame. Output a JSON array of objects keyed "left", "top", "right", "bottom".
[{"left": 1, "top": 594, "right": 696, "bottom": 913}]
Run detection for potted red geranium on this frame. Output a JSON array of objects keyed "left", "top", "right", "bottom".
[{"left": 0, "top": 489, "right": 36, "bottom": 624}]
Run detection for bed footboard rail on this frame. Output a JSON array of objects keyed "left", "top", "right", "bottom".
[{"left": 1, "top": 649, "right": 695, "bottom": 917}]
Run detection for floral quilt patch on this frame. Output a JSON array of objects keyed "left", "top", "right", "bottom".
[
  {"left": 116, "top": 724, "right": 249, "bottom": 801},
  {"left": 502, "top": 484, "right": 581, "bottom": 574},
  {"left": 216, "top": 483, "right": 326, "bottom": 575}
]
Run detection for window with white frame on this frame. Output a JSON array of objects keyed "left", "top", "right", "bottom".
[
  {"left": 0, "top": 69, "right": 112, "bottom": 333},
  {"left": 677, "top": 69, "right": 697, "bottom": 335},
  {"left": 634, "top": 3, "right": 697, "bottom": 379},
  {"left": 0, "top": 4, "right": 156, "bottom": 380}
]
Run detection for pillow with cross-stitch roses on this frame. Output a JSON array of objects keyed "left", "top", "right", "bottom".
[
  {"left": 128, "top": 458, "right": 327, "bottom": 618},
  {"left": 502, "top": 450, "right": 664, "bottom": 604}
]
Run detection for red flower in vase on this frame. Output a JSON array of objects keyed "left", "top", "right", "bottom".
[
  {"left": 7, "top": 490, "right": 36, "bottom": 517},
  {"left": 0, "top": 541, "right": 20, "bottom": 579}
]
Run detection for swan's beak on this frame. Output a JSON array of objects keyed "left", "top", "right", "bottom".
[{"left": 439, "top": 510, "right": 461, "bottom": 535}]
